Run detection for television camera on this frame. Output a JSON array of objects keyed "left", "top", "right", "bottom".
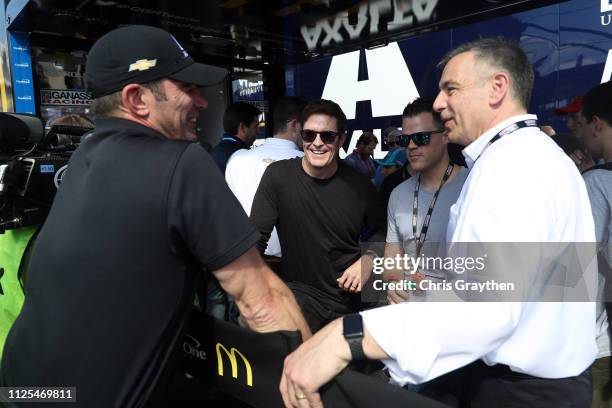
[{"left": 0, "top": 113, "right": 92, "bottom": 233}]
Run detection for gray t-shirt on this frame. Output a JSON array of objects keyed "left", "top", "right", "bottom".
[
  {"left": 386, "top": 166, "right": 468, "bottom": 279},
  {"left": 584, "top": 168, "right": 612, "bottom": 358}
]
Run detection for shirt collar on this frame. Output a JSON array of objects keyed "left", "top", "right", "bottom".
[
  {"left": 263, "top": 137, "right": 301, "bottom": 150},
  {"left": 94, "top": 116, "right": 165, "bottom": 139},
  {"left": 463, "top": 114, "right": 537, "bottom": 169},
  {"left": 220, "top": 133, "right": 248, "bottom": 147}
]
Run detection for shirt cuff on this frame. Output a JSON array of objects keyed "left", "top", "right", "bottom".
[{"left": 360, "top": 303, "right": 440, "bottom": 385}]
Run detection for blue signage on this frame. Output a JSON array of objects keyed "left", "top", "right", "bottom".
[
  {"left": 291, "top": 0, "right": 612, "bottom": 158},
  {"left": 9, "top": 32, "right": 36, "bottom": 114},
  {"left": 40, "top": 165, "right": 55, "bottom": 174}
]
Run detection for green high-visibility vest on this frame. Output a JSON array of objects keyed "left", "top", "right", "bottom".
[{"left": 0, "top": 225, "right": 38, "bottom": 359}]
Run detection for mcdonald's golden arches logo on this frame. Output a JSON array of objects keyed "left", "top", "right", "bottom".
[{"left": 216, "top": 343, "right": 253, "bottom": 387}]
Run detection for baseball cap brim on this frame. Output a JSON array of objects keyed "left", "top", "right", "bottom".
[
  {"left": 169, "top": 62, "right": 228, "bottom": 87},
  {"left": 376, "top": 160, "right": 400, "bottom": 167},
  {"left": 376, "top": 150, "right": 407, "bottom": 167},
  {"left": 554, "top": 96, "right": 583, "bottom": 115}
]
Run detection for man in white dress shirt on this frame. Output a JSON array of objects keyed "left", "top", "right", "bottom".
[
  {"left": 226, "top": 96, "right": 307, "bottom": 260},
  {"left": 279, "top": 38, "right": 597, "bottom": 408}
]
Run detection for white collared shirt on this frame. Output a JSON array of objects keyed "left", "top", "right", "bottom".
[
  {"left": 225, "top": 137, "right": 303, "bottom": 256},
  {"left": 362, "top": 114, "right": 598, "bottom": 385}
]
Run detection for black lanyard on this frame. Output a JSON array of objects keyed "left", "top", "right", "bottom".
[
  {"left": 476, "top": 119, "right": 538, "bottom": 162},
  {"left": 412, "top": 163, "right": 454, "bottom": 254}
]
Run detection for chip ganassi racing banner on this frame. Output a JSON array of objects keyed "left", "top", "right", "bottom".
[{"left": 40, "top": 89, "right": 92, "bottom": 106}]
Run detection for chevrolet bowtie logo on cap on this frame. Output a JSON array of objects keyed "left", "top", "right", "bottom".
[{"left": 128, "top": 59, "right": 158, "bottom": 72}]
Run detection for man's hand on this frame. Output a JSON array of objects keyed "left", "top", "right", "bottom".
[
  {"left": 280, "top": 319, "right": 349, "bottom": 407},
  {"left": 539, "top": 125, "right": 556, "bottom": 137},
  {"left": 214, "top": 247, "right": 311, "bottom": 340},
  {"left": 337, "top": 255, "right": 373, "bottom": 293},
  {"left": 569, "top": 149, "right": 596, "bottom": 172},
  {"left": 387, "top": 284, "right": 410, "bottom": 304},
  {"left": 280, "top": 317, "right": 389, "bottom": 407},
  {"left": 382, "top": 243, "right": 411, "bottom": 304},
  {"left": 386, "top": 271, "right": 425, "bottom": 304}
]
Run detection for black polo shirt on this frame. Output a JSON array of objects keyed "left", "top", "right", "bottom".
[{"left": 1, "top": 117, "right": 259, "bottom": 407}]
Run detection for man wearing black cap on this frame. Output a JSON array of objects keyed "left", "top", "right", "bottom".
[{"left": 0, "top": 25, "right": 309, "bottom": 407}]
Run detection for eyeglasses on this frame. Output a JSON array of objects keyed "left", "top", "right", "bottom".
[
  {"left": 301, "top": 129, "right": 339, "bottom": 144},
  {"left": 398, "top": 130, "right": 445, "bottom": 147}
]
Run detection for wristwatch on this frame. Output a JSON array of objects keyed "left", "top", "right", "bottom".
[{"left": 343, "top": 313, "right": 366, "bottom": 361}]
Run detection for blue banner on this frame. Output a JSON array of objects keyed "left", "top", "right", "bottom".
[{"left": 8, "top": 32, "right": 35, "bottom": 114}]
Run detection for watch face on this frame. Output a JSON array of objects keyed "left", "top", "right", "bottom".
[{"left": 343, "top": 314, "right": 364, "bottom": 337}]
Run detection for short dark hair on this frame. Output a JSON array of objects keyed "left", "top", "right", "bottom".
[
  {"left": 582, "top": 81, "right": 612, "bottom": 126},
  {"left": 402, "top": 97, "right": 443, "bottom": 128},
  {"left": 357, "top": 131, "right": 378, "bottom": 146},
  {"left": 223, "top": 102, "right": 261, "bottom": 135},
  {"left": 91, "top": 79, "right": 167, "bottom": 117},
  {"left": 438, "top": 38, "right": 534, "bottom": 110},
  {"left": 300, "top": 99, "right": 347, "bottom": 135},
  {"left": 49, "top": 114, "right": 94, "bottom": 128},
  {"left": 272, "top": 96, "right": 307, "bottom": 133}
]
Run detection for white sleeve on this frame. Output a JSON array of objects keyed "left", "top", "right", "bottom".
[
  {"left": 361, "top": 301, "right": 521, "bottom": 385},
  {"left": 224, "top": 153, "right": 252, "bottom": 215},
  {"left": 225, "top": 154, "right": 240, "bottom": 195}
]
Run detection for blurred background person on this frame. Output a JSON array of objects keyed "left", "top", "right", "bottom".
[
  {"left": 577, "top": 81, "right": 612, "bottom": 408},
  {"left": 344, "top": 131, "right": 378, "bottom": 179},
  {"left": 375, "top": 148, "right": 407, "bottom": 180},
  {"left": 373, "top": 127, "right": 403, "bottom": 188},
  {"left": 555, "top": 95, "right": 583, "bottom": 136},
  {"left": 226, "top": 96, "right": 306, "bottom": 266},
  {"left": 211, "top": 101, "right": 261, "bottom": 174},
  {"left": 555, "top": 95, "right": 596, "bottom": 171}
]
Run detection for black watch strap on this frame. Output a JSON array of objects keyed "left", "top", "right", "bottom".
[
  {"left": 343, "top": 314, "right": 366, "bottom": 361},
  {"left": 347, "top": 337, "right": 366, "bottom": 361}
]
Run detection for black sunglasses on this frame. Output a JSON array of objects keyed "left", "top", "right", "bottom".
[
  {"left": 301, "top": 129, "right": 339, "bottom": 144},
  {"left": 398, "top": 129, "right": 445, "bottom": 147}
]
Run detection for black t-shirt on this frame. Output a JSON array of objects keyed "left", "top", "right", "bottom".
[
  {"left": 1, "top": 117, "right": 259, "bottom": 407},
  {"left": 250, "top": 158, "right": 385, "bottom": 313}
]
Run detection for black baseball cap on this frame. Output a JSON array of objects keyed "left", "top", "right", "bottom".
[{"left": 85, "top": 25, "right": 227, "bottom": 98}]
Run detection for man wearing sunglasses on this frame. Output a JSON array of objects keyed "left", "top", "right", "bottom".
[
  {"left": 251, "top": 99, "right": 385, "bottom": 332},
  {"left": 383, "top": 97, "right": 468, "bottom": 305}
]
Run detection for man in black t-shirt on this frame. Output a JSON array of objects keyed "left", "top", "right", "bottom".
[
  {"left": 251, "top": 99, "right": 385, "bottom": 332},
  {"left": 0, "top": 25, "right": 309, "bottom": 407}
]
